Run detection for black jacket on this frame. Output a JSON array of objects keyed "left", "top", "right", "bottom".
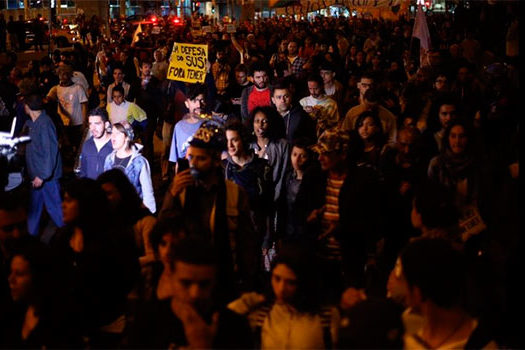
[
  {"left": 295, "top": 164, "right": 382, "bottom": 288},
  {"left": 282, "top": 104, "right": 317, "bottom": 144}
]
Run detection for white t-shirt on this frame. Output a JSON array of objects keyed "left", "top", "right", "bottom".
[{"left": 48, "top": 83, "right": 88, "bottom": 126}]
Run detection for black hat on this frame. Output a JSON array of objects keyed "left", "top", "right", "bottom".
[{"left": 187, "top": 120, "right": 226, "bottom": 151}]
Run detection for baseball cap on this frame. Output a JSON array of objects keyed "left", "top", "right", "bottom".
[
  {"left": 188, "top": 120, "right": 226, "bottom": 151},
  {"left": 311, "top": 128, "right": 350, "bottom": 154}
]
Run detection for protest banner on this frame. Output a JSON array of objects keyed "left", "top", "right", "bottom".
[{"left": 167, "top": 42, "right": 208, "bottom": 83}]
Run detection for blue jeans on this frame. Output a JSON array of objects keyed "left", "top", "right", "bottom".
[{"left": 27, "top": 179, "right": 64, "bottom": 236}]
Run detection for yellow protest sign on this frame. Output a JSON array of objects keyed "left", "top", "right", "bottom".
[{"left": 167, "top": 42, "right": 208, "bottom": 83}]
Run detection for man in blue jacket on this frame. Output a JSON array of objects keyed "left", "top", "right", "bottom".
[
  {"left": 23, "top": 94, "right": 63, "bottom": 236},
  {"left": 78, "top": 107, "right": 113, "bottom": 179}
]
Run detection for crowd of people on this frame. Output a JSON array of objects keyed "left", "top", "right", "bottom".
[{"left": 0, "top": 3, "right": 520, "bottom": 348}]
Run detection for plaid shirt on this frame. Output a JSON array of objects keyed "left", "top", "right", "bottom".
[
  {"left": 212, "top": 62, "right": 231, "bottom": 95},
  {"left": 289, "top": 56, "right": 307, "bottom": 77}
]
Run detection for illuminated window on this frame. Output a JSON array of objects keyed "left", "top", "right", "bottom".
[
  {"left": 7, "top": 0, "right": 24, "bottom": 9},
  {"left": 60, "top": 0, "right": 75, "bottom": 8}
]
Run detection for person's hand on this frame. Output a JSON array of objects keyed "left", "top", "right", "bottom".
[
  {"left": 169, "top": 169, "right": 194, "bottom": 197},
  {"left": 171, "top": 298, "right": 219, "bottom": 349},
  {"left": 32, "top": 177, "right": 43, "bottom": 188},
  {"left": 399, "top": 181, "right": 411, "bottom": 196},
  {"left": 386, "top": 267, "right": 407, "bottom": 304},
  {"left": 307, "top": 207, "right": 323, "bottom": 224},
  {"left": 340, "top": 287, "right": 367, "bottom": 310},
  {"left": 304, "top": 106, "right": 313, "bottom": 114}
]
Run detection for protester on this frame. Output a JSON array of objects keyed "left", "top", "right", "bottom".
[
  {"left": 104, "top": 122, "right": 156, "bottom": 214},
  {"left": 78, "top": 107, "right": 113, "bottom": 179},
  {"left": 23, "top": 94, "right": 63, "bottom": 237},
  {"left": 228, "top": 243, "right": 339, "bottom": 348}
]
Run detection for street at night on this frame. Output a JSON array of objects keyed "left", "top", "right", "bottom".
[{"left": 0, "top": 0, "right": 520, "bottom": 348}]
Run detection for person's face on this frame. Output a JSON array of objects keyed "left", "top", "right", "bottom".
[
  {"left": 272, "top": 263, "right": 298, "bottom": 304},
  {"left": 101, "top": 182, "right": 122, "bottom": 207},
  {"left": 58, "top": 70, "right": 72, "bottom": 84},
  {"left": 271, "top": 88, "right": 292, "bottom": 113},
  {"left": 112, "top": 91, "right": 125, "bottom": 106},
  {"left": 448, "top": 125, "right": 468, "bottom": 155},
  {"left": 358, "top": 116, "right": 378, "bottom": 140},
  {"left": 8, "top": 256, "right": 32, "bottom": 302},
  {"left": 279, "top": 40, "right": 289, "bottom": 52},
  {"left": 438, "top": 104, "right": 457, "bottom": 129},
  {"left": 216, "top": 50, "right": 226, "bottom": 61},
  {"left": 291, "top": 146, "right": 309, "bottom": 172},
  {"left": 390, "top": 61, "right": 399, "bottom": 71},
  {"left": 253, "top": 71, "right": 269, "bottom": 89},
  {"left": 287, "top": 42, "right": 298, "bottom": 55},
  {"left": 113, "top": 68, "right": 124, "bottom": 83},
  {"left": 457, "top": 67, "right": 469, "bottom": 83},
  {"left": 253, "top": 112, "right": 269, "bottom": 138},
  {"left": 397, "top": 130, "right": 416, "bottom": 158},
  {"left": 358, "top": 78, "right": 373, "bottom": 97},
  {"left": 320, "top": 70, "right": 335, "bottom": 84},
  {"left": 235, "top": 71, "right": 247, "bottom": 85},
  {"left": 141, "top": 63, "right": 152, "bottom": 77},
  {"left": 171, "top": 261, "right": 216, "bottom": 313},
  {"left": 154, "top": 50, "right": 163, "bottom": 62},
  {"left": 111, "top": 127, "right": 128, "bottom": 151},
  {"left": 0, "top": 208, "right": 27, "bottom": 242},
  {"left": 185, "top": 94, "right": 206, "bottom": 116},
  {"left": 158, "top": 233, "right": 176, "bottom": 268},
  {"left": 350, "top": 45, "right": 357, "bottom": 55},
  {"left": 62, "top": 192, "right": 80, "bottom": 224},
  {"left": 226, "top": 130, "right": 244, "bottom": 158},
  {"left": 308, "top": 81, "right": 322, "bottom": 99},
  {"left": 88, "top": 115, "right": 107, "bottom": 139},
  {"left": 434, "top": 75, "right": 448, "bottom": 92},
  {"left": 318, "top": 151, "right": 344, "bottom": 171},
  {"left": 356, "top": 51, "right": 364, "bottom": 62},
  {"left": 186, "top": 146, "right": 216, "bottom": 175}
]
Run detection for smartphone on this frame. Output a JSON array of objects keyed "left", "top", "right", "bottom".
[{"left": 177, "top": 158, "right": 189, "bottom": 173}]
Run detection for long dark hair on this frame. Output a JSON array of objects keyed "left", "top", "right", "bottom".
[
  {"left": 267, "top": 243, "right": 321, "bottom": 314},
  {"left": 441, "top": 119, "right": 474, "bottom": 156},
  {"left": 249, "top": 106, "right": 286, "bottom": 141},
  {"left": 63, "top": 178, "right": 110, "bottom": 237},
  {"left": 97, "top": 168, "right": 150, "bottom": 223},
  {"left": 354, "top": 110, "right": 386, "bottom": 148}
]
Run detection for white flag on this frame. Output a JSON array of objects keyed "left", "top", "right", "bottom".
[
  {"left": 412, "top": 5, "right": 431, "bottom": 66},
  {"left": 412, "top": 5, "right": 431, "bottom": 50},
  {"left": 132, "top": 23, "right": 142, "bottom": 44}
]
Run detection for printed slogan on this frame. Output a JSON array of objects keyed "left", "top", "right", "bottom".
[{"left": 167, "top": 43, "right": 208, "bottom": 83}]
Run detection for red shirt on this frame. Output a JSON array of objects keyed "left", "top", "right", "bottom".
[{"left": 247, "top": 88, "right": 271, "bottom": 115}]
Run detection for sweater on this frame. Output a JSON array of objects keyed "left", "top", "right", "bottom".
[{"left": 78, "top": 137, "right": 113, "bottom": 179}]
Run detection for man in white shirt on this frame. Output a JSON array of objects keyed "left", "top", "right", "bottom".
[
  {"left": 299, "top": 74, "right": 339, "bottom": 136},
  {"left": 47, "top": 64, "right": 88, "bottom": 162}
]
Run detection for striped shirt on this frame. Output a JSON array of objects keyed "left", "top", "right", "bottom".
[{"left": 320, "top": 174, "right": 346, "bottom": 260}]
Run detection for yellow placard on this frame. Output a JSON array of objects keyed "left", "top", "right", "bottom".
[{"left": 167, "top": 42, "right": 208, "bottom": 83}]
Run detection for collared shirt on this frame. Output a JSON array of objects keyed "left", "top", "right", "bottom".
[{"left": 288, "top": 55, "right": 307, "bottom": 76}]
